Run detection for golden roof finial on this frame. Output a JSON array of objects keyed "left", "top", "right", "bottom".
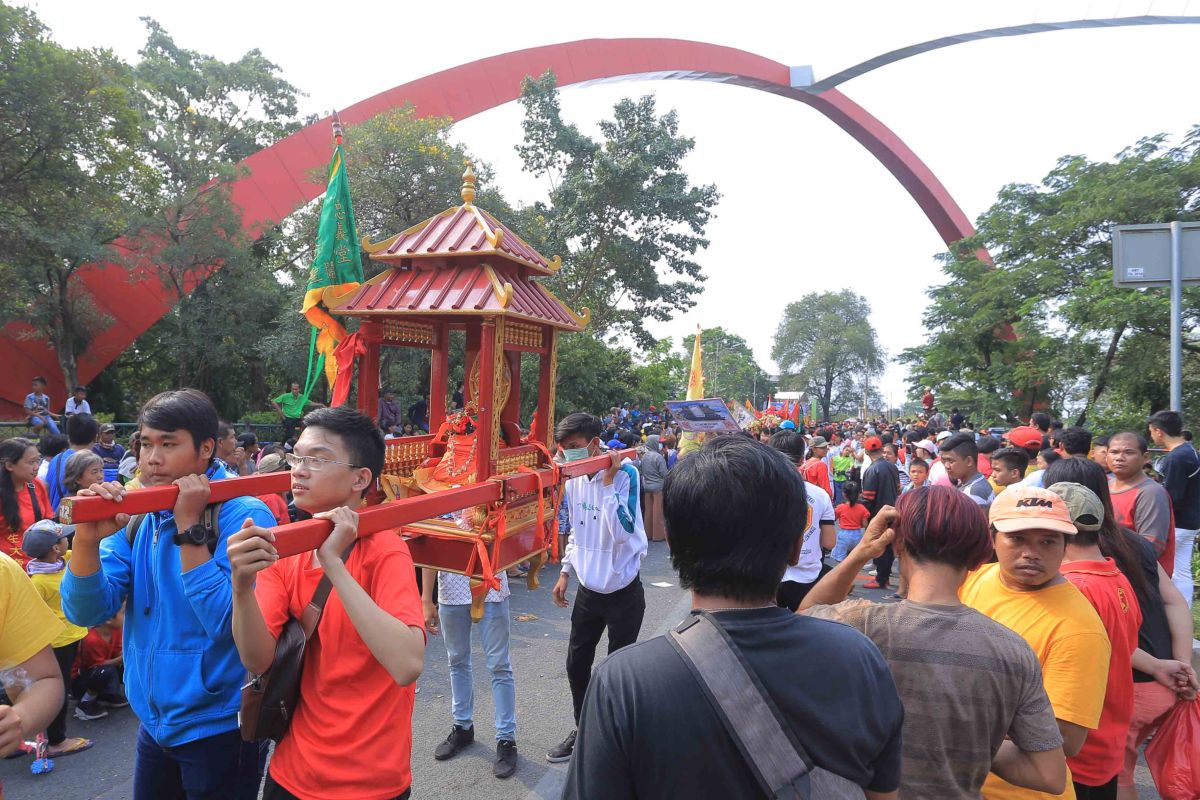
[{"left": 461, "top": 163, "right": 477, "bottom": 206}]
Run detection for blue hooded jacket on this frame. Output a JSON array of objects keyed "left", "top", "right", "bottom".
[{"left": 61, "top": 461, "right": 276, "bottom": 746}]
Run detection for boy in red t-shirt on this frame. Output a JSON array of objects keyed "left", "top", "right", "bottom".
[
  {"left": 1107, "top": 432, "right": 1175, "bottom": 573},
  {"left": 228, "top": 407, "right": 426, "bottom": 800},
  {"left": 1049, "top": 481, "right": 1142, "bottom": 797},
  {"left": 71, "top": 607, "right": 126, "bottom": 719},
  {"left": 831, "top": 481, "right": 871, "bottom": 562}
]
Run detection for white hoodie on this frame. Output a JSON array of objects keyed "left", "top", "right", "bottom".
[{"left": 560, "top": 464, "right": 648, "bottom": 594}]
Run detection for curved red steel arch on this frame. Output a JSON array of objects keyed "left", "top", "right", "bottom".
[{"left": 0, "top": 38, "right": 976, "bottom": 416}]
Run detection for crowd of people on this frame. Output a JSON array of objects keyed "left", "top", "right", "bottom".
[{"left": 0, "top": 377, "right": 1198, "bottom": 799}]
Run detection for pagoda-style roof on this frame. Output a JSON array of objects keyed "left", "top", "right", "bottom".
[
  {"left": 333, "top": 261, "right": 587, "bottom": 331},
  {"left": 360, "top": 166, "right": 561, "bottom": 275},
  {"left": 333, "top": 166, "right": 588, "bottom": 332}
]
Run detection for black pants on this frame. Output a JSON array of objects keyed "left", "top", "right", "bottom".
[
  {"left": 567, "top": 578, "right": 645, "bottom": 722},
  {"left": 49, "top": 640, "right": 80, "bottom": 745},
  {"left": 71, "top": 664, "right": 121, "bottom": 699},
  {"left": 263, "top": 774, "right": 409, "bottom": 800},
  {"left": 282, "top": 417, "right": 301, "bottom": 443},
  {"left": 874, "top": 543, "right": 896, "bottom": 587},
  {"left": 1073, "top": 777, "right": 1117, "bottom": 800},
  {"left": 775, "top": 580, "right": 816, "bottom": 612}
]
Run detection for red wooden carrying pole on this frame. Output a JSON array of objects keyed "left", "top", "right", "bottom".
[
  {"left": 56, "top": 450, "right": 639, "bottom": 558},
  {"left": 58, "top": 472, "right": 293, "bottom": 524}
]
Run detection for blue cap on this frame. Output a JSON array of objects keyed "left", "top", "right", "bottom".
[
  {"left": 779, "top": 420, "right": 797, "bottom": 430},
  {"left": 606, "top": 438, "right": 624, "bottom": 450}
]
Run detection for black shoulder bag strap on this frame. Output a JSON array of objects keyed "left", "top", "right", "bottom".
[
  {"left": 668, "top": 611, "right": 864, "bottom": 800},
  {"left": 26, "top": 483, "right": 43, "bottom": 521}
]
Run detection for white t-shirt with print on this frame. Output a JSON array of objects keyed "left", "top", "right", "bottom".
[{"left": 782, "top": 481, "right": 835, "bottom": 585}]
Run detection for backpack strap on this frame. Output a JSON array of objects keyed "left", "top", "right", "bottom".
[
  {"left": 669, "top": 612, "right": 825, "bottom": 800},
  {"left": 125, "top": 514, "right": 149, "bottom": 548}
]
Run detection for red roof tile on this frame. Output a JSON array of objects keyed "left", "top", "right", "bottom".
[
  {"left": 334, "top": 263, "right": 585, "bottom": 331},
  {"left": 364, "top": 205, "right": 559, "bottom": 274}
]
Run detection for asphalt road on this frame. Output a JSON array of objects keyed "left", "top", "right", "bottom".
[{"left": 0, "top": 542, "right": 1168, "bottom": 799}]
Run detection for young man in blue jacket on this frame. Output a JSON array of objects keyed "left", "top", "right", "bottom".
[{"left": 62, "top": 389, "right": 276, "bottom": 800}]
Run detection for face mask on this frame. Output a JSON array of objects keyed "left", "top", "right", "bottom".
[{"left": 561, "top": 447, "right": 591, "bottom": 463}]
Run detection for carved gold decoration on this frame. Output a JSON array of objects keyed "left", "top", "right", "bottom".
[
  {"left": 467, "top": 346, "right": 512, "bottom": 415},
  {"left": 381, "top": 319, "right": 435, "bottom": 345},
  {"left": 361, "top": 231, "right": 402, "bottom": 254},
  {"left": 383, "top": 437, "right": 430, "bottom": 478},
  {"left": 491, "top": 319, "right": 506, "bottom": 464},
  {"left": 546, "top": 329, "right": 558, "bottom": 448},
  {"left": 547, "top": 255, "right": 562, "bottom": 273},
  {"left": 496, "top": 449, "right": 539, "bottom": 475},
  {"left": 504, "top": 321, "right": 542, "bottom": 349},
  {"left": 482, "top": 264, "right": 513, "bottom": 308},
  {"left": 461, "top": 163, "right": 477, "bottom": 205}
]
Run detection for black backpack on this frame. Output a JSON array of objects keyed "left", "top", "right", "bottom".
[{"left": 125, "top": 503, "right": 224, "bottom": 553}]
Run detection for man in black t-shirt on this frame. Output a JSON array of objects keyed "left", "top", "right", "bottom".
[
  {"left": 564, "top": 436, "right": 903, "bottom": 800},
  {"left": 861, "top": 436, "right": 900, "bottom": 591},
  {"left": 1147, "top": 409, "right": 1200, "bottom": 606}
]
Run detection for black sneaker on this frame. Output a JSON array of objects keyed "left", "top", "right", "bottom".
[
  {"left": 494, "top": 739, "right": 517, "bottom": 779},
  {"left": 99, "top": 692, "right": 129, "bottom": 708},
  {"left": 545, "top": 730, "right": 576, "bottom": 763},
  {"left": 434, "top": 724, "right": 474, "bottom": 761},
  {"left": 73, "top": 700, "right": 108, "bottom": 721}
]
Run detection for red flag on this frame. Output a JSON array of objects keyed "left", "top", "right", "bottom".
[{"left": 790, "top": 400, "right": 801, "bottom": 426}]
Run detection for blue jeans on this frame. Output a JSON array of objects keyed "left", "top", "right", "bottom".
[
  {"left": 440, "top": 599, "right": 516, "bottom": 741},
  {"left": 832, "top": 480, "right": 845, "bottom": 504},
  {"left": 831, "top": 526, "right": 863, "bottom": 562},
  {"left": 29, "top": 415, "right": 59, "bottom": 435},
  {"left": 133, "top": 725, "right": 261, "bottom": 800}
]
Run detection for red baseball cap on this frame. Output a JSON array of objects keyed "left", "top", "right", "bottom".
[
  {"left": 863, "top": 436, "right": 884, "bottom": 451},
  {"left": 1006, "top": 426, "right": 1044, "bottom": 450}
]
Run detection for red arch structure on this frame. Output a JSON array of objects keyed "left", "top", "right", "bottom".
[{"left": 0, "top": 38, "right": 977, "bottom": 418}]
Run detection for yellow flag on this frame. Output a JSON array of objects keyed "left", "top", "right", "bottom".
[
  {"left": 680, "top": 326, "right": 704, "bottom": 458},
  {"left": 686, "top": 325, "right": 704, "bottom": 400}
]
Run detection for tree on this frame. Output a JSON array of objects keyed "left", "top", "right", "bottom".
[
  {"left": 0, "top": 2, "right": 152, "bottom": 390},
  {"left": 680, "top": 327, "right": 775, "bottom": 405},
  {"left": 903, "top": 130, "right": 1200, "bottom": 426},
  {"left": 630, "top": 338, "right": 687, "bottom": 407},
  {"left": 515, "top": 71, "right": 720, "bottom": 347},
  {"left": 772, "top": 290, "right": 885, "bottom": 421}
]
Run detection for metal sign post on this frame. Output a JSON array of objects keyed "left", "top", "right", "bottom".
[{"left": 1112, "top": 221, "right": 1200, "bottom": 411}]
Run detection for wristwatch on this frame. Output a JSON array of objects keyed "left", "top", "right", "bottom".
[{"left": 173, "top": 523, "right": 213, "bottom": 548}]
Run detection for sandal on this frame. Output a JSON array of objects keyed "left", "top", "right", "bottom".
[{"left": 47, "top": 737, "right": 93, "bottom": 757}]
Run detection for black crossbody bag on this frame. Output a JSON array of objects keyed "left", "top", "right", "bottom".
[
  {"left": 239, "top": 541, "right": 355, "bottom": 742},
  {"left": 668, "top": 611, "right": 865, "bottom": 800}
]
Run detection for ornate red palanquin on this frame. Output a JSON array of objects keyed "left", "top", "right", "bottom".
[{"left": 330, "top": 166, "right": 588, "bottom": 609}]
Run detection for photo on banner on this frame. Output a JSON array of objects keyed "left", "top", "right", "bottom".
[{"left": 665, "top": 399, "right": 740, "bottom": 433}]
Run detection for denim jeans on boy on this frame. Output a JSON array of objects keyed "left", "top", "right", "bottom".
[
  {"left": 832, "top": 480, "right": 845, "bottom": 505},
  {"left": 831, "top": 525, "right": 864, "bottom": 562},
  {"left": 133, "top": 725, "right": 261, "bottom": 800},
  {"left": 29, "top": 415, "right": 59, "bottom": 435},
  {"left": 440, "top": 598, "right": 516, "bottom": 741}
]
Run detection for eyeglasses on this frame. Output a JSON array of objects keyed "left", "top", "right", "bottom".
[{"left": 283, "top": 453, "right": 362, "bottom": 472}]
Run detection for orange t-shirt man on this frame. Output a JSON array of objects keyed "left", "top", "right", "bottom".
[
  {"left": 255, "top": 529, "right": 426, "bottom": 800},
  {"left": 1060, "top": 558, "right": 1142, "bottom": 787}
]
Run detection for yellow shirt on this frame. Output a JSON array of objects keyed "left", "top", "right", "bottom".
[
  {"left": 0, "top": 552, "right": 63, "bottom": 668},
  {"left": 961, "top": 563, "right": 1110, "bottom": 800},
  {"left": 29, "top": 552, "right": 87, "bottom": 649}
]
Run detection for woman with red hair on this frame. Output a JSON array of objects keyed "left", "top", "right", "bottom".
[{"left": 800, "top": 486, "right": 1068, "bottom": 798}]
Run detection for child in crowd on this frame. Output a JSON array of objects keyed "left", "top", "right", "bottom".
[
  {"left": 904, "top": 458, "right": 930, "bottom": 493},
  {"left": 22, "top": 519, "right": 93, "bottom": 756},
  {"left": 990, "top": 447, "right": 1030, "bottom": 495},
  {"left": 227, "top": 406, "right": 427, "bottom": 800},
  {"left": 831, "top": 481, "right": 870, "bottom": 562},
  {"left": 72, "top": 607, "right": 126, "bottom": 721}
]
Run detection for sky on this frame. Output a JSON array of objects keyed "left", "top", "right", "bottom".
[{"left": 21, "top": 0, "right": 1200, "bottom": 409}]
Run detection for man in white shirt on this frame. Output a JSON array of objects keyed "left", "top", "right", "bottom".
[
  {"left": 64, "top": 386, "right": 91, "bottom": 417},
  {"left": 549, "top": 412, "right": 647, "bottom": 764}
]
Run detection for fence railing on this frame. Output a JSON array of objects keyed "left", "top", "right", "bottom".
[{"left": 0, "top": 420, "right": 290, "bottom": 446}]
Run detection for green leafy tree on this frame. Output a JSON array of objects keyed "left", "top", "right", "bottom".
[
  {"left": 515, "top": 71, "right": 720, "bottom": 347},
  {"left": 904, "top": 131, "right": 1200, "bottom": 425},
  {"left": 0, "top": 2, "right": 152, "bottom": 390},
  {"left": 772, "top": 290, "right": 885, "bottom": 421},
  {"left": 630, "top": 338, "right": 687, "bottom": 408}
]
